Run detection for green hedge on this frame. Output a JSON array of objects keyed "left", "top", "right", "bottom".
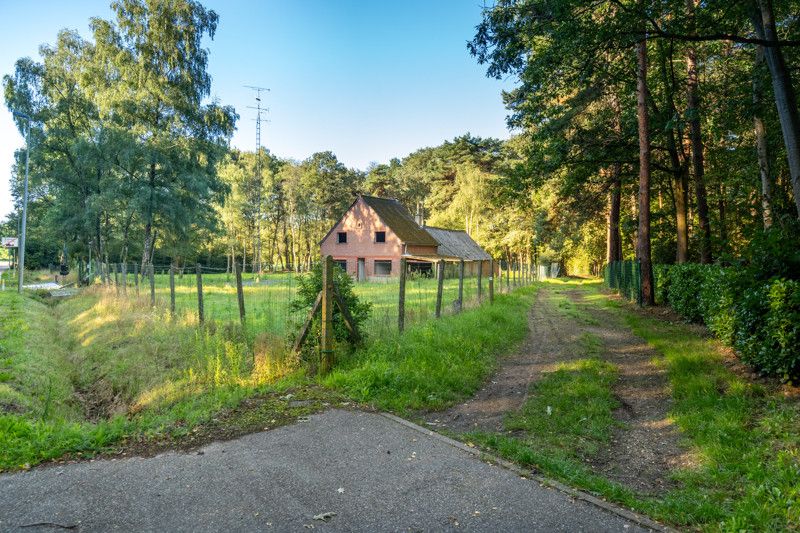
[{"left": 657, "top": 265, "right": 800, "bottom": 380}]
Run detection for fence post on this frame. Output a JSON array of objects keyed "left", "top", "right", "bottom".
[
  {"left": 121, "top": 263, "right": 127, "bottom": 295},
  {"left": 477, "top": 260, "right": 483, "bottom": 302},
  {"left": 505, "top": 260, "right": 510, "bottom": 291},
  {"left": 133, "top": 263, "right": 139, "bottom": 296},
  {"left": 398, "top": 257, "right": 407, "bottom": 332},
  {"left": 78, "top": 260, "right": 84, "bottom": 286},
  {"left": 457, "top": 259, "right": 465, "bottom": 312},
  {"left": 435, "top": 259, "right": 444, "bottom": 318},
  {"left": 235, "top": 263, "right": 246, "bottom": 324},
  {"left": 149, "top": 264, "right": 155, "bottom": 307},
  {"left": 489, "top": 258, "right": 495, "bottom": 303},
  {"left": 113, "top": 264, "right": 119, "bottom": 296},
  {"left": 169, "top": 266, "right": 176, "bottom": 315},
  {"left": 320, "top": 255, "right": 334, "bottom": 374},
  {"left": 196, "top": 263, "right": 204, "bottom": 325}
]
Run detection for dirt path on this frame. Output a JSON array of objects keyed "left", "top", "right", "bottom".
[
  {"left": 563, "top": 289, "right": 687, "bottom": 495},
  {"left": 426, "top": 284, "right": 687, "bottom": 496},
  {"left": 424, "top": 288, "right": 588, "bottom": 432}
]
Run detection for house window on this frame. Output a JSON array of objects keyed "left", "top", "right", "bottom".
[
  {"left": 374, "top": 260, "right": 392, "bottom": 276},
  {"left": 337, "top": 232, "right": 347, "bottom": 244},
  {"left": 375, "top": 231, "right": 386, "bottom": 243},
  {"left": 334, "top": 260, "right": 347, "bottom": 272}
]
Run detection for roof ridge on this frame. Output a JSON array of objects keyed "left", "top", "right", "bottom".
[{"left": 423, "top": 225, "right": 467, "bottom": 233}]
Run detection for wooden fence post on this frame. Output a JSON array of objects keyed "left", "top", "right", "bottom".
[
  {"left": 489, "top": 258, "right": 494, "bottom": 303},
  {"left": 320, "top": 255, "right": 334, "bottom": 374},
  {"left": 477, "top": 260, "right": 483, "bottom": 302},
  {"left": 169, "top": 266, "right": 176, "bottom": 315},
  {"left": 149, "top": 264, "right": 155, "bottom": 307},
  {"left": 196, "top": 263, "right": 204, "bottom": 325},
  {"left": 121, "top": 263, "right": 127, "bottom": 295},
  {"left": 133, "top": 263, "right": 139, "bottom": 296},
  {"left": 113, "top": 263, "right": 119, "bottom": 295},
  {"left": 506, "top": 260, "right": 510, "bottom": 291},
  {"left": 398, "top": 257, "right": 407, "bottom": 332},
  {"left": 457, "top": 259, "right": 465, "bottom": 312},
  {"left": 78, "top": 260, "right": 84, "bottom": 286},
  {"left": 435, "top": 259, "right": 444, "bottom": 318},
  {"left": 235, "top": 263, "right": 246, "bottom": 324}
]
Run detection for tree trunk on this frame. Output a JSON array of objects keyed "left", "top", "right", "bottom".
[
  {"left": 686, "top": 0, "right": 713, "bottom": 263},
  {"left": 637, "top": 34, "right": 655, "bottom": 305},
  {"left": 753, "top": 45, "right": 773, "bottom": 228},
  {"left": 752, "top": 0, "right": 800, "bottom": 217},
  {"left": 659, "top": 39, "right": 690, "bottom": 263},
  {"left": 607, "top": 172, "right": 622, "bottom": 264},
  {"left": 141, "top": 162, "right": 156, "bottom": 271},
  {"left": 718, "top": 183, "right": 728, "bottom": 244},
  {"left": 607, "top": 93, "right": 623, "bottom": 264},
  {"left": 675, "top": 172, "right": 689, "bottom": 263}
]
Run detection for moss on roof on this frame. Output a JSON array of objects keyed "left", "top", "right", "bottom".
[
  {"left": 423, "top": 226, "right": 492, "bottom": 261},
  {"left": 361, "top": 195, "right": 439, "bottom": 246}
]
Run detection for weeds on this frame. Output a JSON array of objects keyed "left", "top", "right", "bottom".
[
  {"left": 324, "top": 285, "right": 536, "bottom": 412},
  {"left": 471, "top": 280, "right": 800, "bottom": 531}
]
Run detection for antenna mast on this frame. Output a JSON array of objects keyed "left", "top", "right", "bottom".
[{"left": 245, "top": 85, "right": 270, "bottom": 276}]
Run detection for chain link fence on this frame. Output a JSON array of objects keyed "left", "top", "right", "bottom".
[{"left": 603, "top": 260, "right": 643, "bottom": 305}]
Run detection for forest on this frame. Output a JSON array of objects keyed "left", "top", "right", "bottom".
[{"left": 3, "top": 0, "right": 799, "bottom": 289}]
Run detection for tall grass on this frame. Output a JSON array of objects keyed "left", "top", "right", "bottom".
[{"left": 325, "top": 285, "right": 536, "bottom": 412}]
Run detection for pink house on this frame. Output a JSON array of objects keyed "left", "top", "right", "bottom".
[{"left": 320, "top": 195, "right": 493, "bottom": 280}]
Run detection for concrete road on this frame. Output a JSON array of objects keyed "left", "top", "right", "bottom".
[{"left": 0, "top": 410, "right": 654, "bottom": 532}]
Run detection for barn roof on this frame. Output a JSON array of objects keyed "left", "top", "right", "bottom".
[
  {"left": 423, "top": 226, "right": 492, "bottom": 261},
  {"left": 360, "top": 195, "right": 439, "bottom": 246}
]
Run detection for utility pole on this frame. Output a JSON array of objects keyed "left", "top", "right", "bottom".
[
  {"left": 245, "top": 85, "right": 270, "bottom": 276},
  {"left": 12, "top": 110, "right": 31, "bottom": 293}
]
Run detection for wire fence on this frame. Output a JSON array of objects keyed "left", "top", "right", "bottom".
[
  {"left": 75, "top": 257, "right": 537, "bottom": 346},
  {"left": 603, "top": 260, "right": 642, "bottom": 305}
]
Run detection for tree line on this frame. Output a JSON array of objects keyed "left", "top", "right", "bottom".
[
  {"left": 4, "top": 0, "right": 798, "bottom": 289},
  {"left": 470, "top": 0, "right": 800, "bottom": 303}
]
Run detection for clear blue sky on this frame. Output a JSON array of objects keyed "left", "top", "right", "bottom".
[{"left": 0, "top": 0, "right": 514, "bottom": 219}]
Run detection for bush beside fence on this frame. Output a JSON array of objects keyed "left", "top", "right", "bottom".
[
  {"left": 605, "top": 246, "right": 800, "bottom": 381},
  {"left": 655, "top": 264, "right": 799, "bottom": 380}
]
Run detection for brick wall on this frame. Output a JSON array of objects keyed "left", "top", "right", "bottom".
[{"left": 320, "top": 197, "right": 405, "bottom": 279}]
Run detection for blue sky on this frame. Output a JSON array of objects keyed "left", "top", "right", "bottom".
[{"left": 0, "top": 0, "right": 515, "bottom": 219}]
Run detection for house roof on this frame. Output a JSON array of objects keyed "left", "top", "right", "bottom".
[
  {"left": 423, "top": 226, "right": 492, "bottom": 261},
  {"left": 360, "top": 195, "right": 439, "bottom": 247}
]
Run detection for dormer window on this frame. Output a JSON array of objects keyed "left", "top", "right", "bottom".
[
  {"left": 337, "top": 232, "right": 347, "bottom": 244},
  {"left": 375, "top": 231, "right": 386, "bottom": 243}
]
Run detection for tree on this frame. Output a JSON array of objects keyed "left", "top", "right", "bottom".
[{"left": 90, "top": 0, "right": 237, "bottom": 269}]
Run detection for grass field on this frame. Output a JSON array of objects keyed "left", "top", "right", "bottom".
[
  {"left": 98, "top": 268, "right": 498, "bottom": 340},
  {"left": 0, "top": 268, "right": 529, "bottom": 470}
]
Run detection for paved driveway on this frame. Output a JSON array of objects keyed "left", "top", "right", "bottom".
[{"left": 0, "top": 410, "right": 655, "bottom": 532}]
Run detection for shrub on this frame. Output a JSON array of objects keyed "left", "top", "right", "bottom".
[
  {"left": 654, "top": 220, "right": 800, "bottom": 380},
  {"left": 739, "top": 279, "right": 800, "bottom": 379},
  {"left": 289, "top": 262, "right": 371, "bottom": 361},
  {"left": 653, "top": 264, "right": 672, "bottom": 305},
  {"left": 698, "top": 266, "right": 736, "bottom": 344},
  {"left": 666, "top": 264, "right": 708, "bottom": 323}
]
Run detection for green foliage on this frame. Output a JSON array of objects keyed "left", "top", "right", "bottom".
[
  {"left": 289, "top": 262, "right": 371, "bottom": 357},
  {"left": 504, "top": 357, "right": 619, "bottom": 459},
  {"left": 325, "top": 286, "right": 535, "bottom": 412},
  {"left": 0, "top": 286, "right": 310, "bottom": 470},
  {"left": 474, "top": 280, "right": 800, "bottom": 530},
  {"left": 665, "top": 263, "right": 708, "bottom": 322},
  {"left": 656, "top": 223, "right": 800, "bottom": 379}
]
